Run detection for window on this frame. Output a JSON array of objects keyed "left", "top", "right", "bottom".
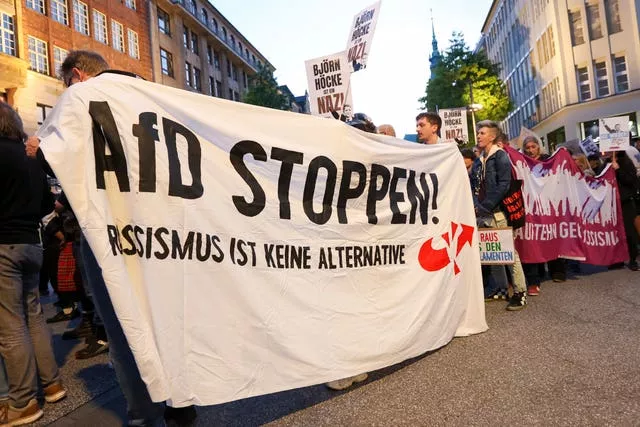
[
  {"left": 128, "top": 29, "right": 139, "bottom": 59},
  {"left": 222, "top": 27, "right": 227, "bottom": 41},
  {"left": 211, "top": 18, "right": 218, "bottom": 33},
  {"left": 230, "top": 35, "right": 235, "bottom": 49},
  {"left": 26, "top": 0, "right": 45, "bottom": 14},
  {"left": 238, "top": 42, "right": 242, "bottom": 54},
  {"left": 28, "top": 36, "right": 49, "bottom": 74},
  {"left": 158, "top": 7, "right": 170, "bottom": 36},
  {"left": 73, "top": 0, "right": 89, "bottom": 35},
  {"left": 53, "top": 46, "right": 68, "bottom": 77},
  {"left": 586, "top": 3, "right": 602, "bottom": 40},
  {"left": 191, "top": 32, "right": 198, "bottom": 54},
  {"left": 185, "top": 62, "right": 192, "bottom": 87},
  {"left": 209, "top": 76, "right": 214, "bottom": 96},
  {"left": 112, "top": 20, "right": 125, "bottom": 52},
  {"left": 193, "top": 67, "right": 201, "bottom": 91},
  {"left": 252, "top": 54, "right": 256, "bottom": 64},
  {"left": 232, "top": 65, "right": 237, "bottom": 81},
  {"left": 188, "top": 0, "right": 196, "bottom": 15},
  {"left": 614, "top": 56, "right": 628, "bottom": 92},
  {"left": 215, "top": 80, "right": 222, "bottom": 97},
  {"left": 577, "top": 66, "right": 591, "bottom": 101},
  {"left": 227, "top": 61, "right": 232, "bottom": 78},
  {"left": 160, "top": 48, "right": 173, "bottom": 77},
  {"left": 51, "top": 0, "right": 68, "bottom": 25},
  {"left": 245, "top": 48, "right": 249, "bottom": 59},
  {"left": 0, "top": 13, "right": 16, "bottom": 56},
  {"left": 569, "top": 10, "right": 584, "bottom": 46},
  {"left": 201, "top": 8, "right": 208, "bottom": 24},
  {"left": 125, "top": 0, "right": 135, "bottom": 10},
  {"left": 228, "top": 88, "right": 233, "bottom": 100},
  {"left": 183, "top": 26, "right": 189, "bottom": 49},
  {"left": 206, "top": 44, "right": 213, "bottom": 65},
  {"left": 93, "top": 10, "right": 108, "bottom": 44},
  {"left": 594, "top": 61, "right": 608, "bottom": 97},
  {"left": 605, "top": 0, "right": 622, "bottom": 34},
  {"left": 36, "top": 103, "right": 52, "bottom": 126},
  {"left": 214, "top": 51, "right": 220, "bottom": 70}
]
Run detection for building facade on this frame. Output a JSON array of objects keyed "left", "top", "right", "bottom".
[
  {"left": 150, "top": 0, "right": 272, "bottom": 102},
  {"left": 0, "top": 0, "right": 152, "bottom": 135},
  {"left": 481, "top": 0, "right": 640, "bottom": 149}
]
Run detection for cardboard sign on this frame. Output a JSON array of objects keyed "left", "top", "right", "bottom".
[
  {"left": 438, "top": 108, "right": 468, "bottom": 144},
  {"left": 305, "top": 51, "right": 353, "bottom": 120},
  {"left": 345, "top": 1, "right": 381, "bottom": 72},
  {"left": 478, "top": 228, "right": 515, "bottom": 265},
  {"left": 599, "top": 116, "right": 630, "bottom": 152}
]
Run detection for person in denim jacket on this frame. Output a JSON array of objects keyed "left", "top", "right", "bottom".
[{"left": 471, "top": 121, "right": 527, "bottom": 310}]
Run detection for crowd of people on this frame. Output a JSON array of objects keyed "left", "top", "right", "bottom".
[{"left": 0, "top": 47, "right": 638, "bottom": 425}]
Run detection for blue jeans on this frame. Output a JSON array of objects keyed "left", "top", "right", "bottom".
[
  {"left": 79, "top": 236, "right": 165, "bottom": 426},
  {"left": 0, "top": 244, "right": 60, "bottom": 407},
  {"left": 0, "top": 356, "right": 8, "bottom": 400}
]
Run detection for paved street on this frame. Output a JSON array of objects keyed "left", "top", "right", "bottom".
[{"left": 36, "top": 264, "right": 640, "bottom": 426}]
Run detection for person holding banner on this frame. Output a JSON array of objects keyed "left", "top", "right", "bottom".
[
  {"left": 415, "top": 112, "right": 442, "bottom": 145},
  {"left": 25, "top": 50, "right": 197, "bottom": 427},
  {"left": 606, "top": 151, "right": 639, "bottom": 270},
  {"left": 471, "top": 121, "right": 527, "bottom": 310}
]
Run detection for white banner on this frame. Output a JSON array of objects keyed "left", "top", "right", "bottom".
[
  {"left": 37, "top": 74, "right": 487, "bottom": 406},
  {"left": 478, "top": 228, "right": 514, "bottom": 265},
  {"left": 305, "top": 51, "right": 353, "bottom": 120},
  {"left": 439, "top": 108, "right": 469, "bottom": 144},
  {"left": 599, "top": 116, "right": 630, "bottom": 152},
  {"left": 346, "top": 1, "right": 381, "bottom": 72}
]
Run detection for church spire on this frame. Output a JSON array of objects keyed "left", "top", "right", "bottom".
[{"left": 429, "top": 10, "right": 441, "bottom": 78}]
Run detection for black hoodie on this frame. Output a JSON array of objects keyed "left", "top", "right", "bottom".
[{"left": 0, "top": 137, "right": 54, "bottom": 244}]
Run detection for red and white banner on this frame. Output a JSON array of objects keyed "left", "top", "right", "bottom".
[{"left": 506, "top": 146, "right": 628, "bottom": 265}]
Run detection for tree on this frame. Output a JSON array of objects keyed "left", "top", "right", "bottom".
[
  {"left": 243, "top": 66, "right": 289, "bottom": 110},
  {"left": 419, "top": 32, "right": 512, "bottom": 123}
]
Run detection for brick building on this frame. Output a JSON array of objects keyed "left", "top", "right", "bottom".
[{"left": 0, "top": 0, "right": 152, "bottom": 134}]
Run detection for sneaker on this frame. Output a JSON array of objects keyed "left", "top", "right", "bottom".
[
  {"left": 484, "top": 289, "right": 507, "bottom": 302},
  {"left": 75, "top": 337, "right": 109, "bottom": 360},
  {"left": 46, "top": 307, "right": 80, "bottom": 324},
  {"left": 506, "top": 292, "right": 527, "bottom": 311},
  {"left": 164, "top": 405, "right": 197, "bottom": 427},
  {"left": 326, "top": 373, "right": 368, "bottom": 390},
  {"left": 527, "top": 285, "right": 540, "bottom": 296},
  {"left": 551, "top": 273, "right": 566, "bottom": 283},
  {"left": 0, "top": 398, "right": 43, "bottom": 426},
  {"left": 43, "top": 381, "right": 67, "bottom": 404},
  {"left": 62, "top": 314, "right": 94, "bottom": 340}
]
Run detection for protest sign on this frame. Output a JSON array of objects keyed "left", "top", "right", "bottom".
[
  {"left": 38, "top": 73, "right": 487, "bottom": 406},
  {"left": 579, "top": 135, "right": 600, "bottom": 158},
  {"left": 345, "top": 1, "right": 381, "bottom": 72},
  {"left": 599, "top": 116, "right": 630, "bottom": 152},
  {"left": 305, "top": 51, "right": 353, "bottom": 120},
  {"left": 506, "top": 146, "right": 627, "bottom": 265},
  {"left": 438, "top": 108, "right": 468, "bottom": 144},
  {"left": 478, "top": 228, "right": 514, "bottom": 265}
]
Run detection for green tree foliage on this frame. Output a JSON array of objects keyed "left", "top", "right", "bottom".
[
  {"left": 420, "top": 32, "right": 512, "bottom": 122},
  {"left": 243, "top": 66, "right": 289, "bottom": 110}
]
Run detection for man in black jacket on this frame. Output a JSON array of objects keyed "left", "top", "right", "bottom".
[
  {"left": 609, "top": 151, "right": 639, "bottom": 270},
  {"left": 0, "top": 102, "right": 66, "bottom": 426}
]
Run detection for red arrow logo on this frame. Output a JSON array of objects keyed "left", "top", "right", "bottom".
[{"left": 418, "top": 222, "right": 475, "bottom": 275}]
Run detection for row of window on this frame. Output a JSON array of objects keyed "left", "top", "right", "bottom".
[
  {"left": 27, "top": 36, "right": 67, "bottom": 76},
  {"left": 160, "top": 46, "right": 247, "bottom": 85},
  {"left": 24, "top": 0, "right": 139, "bottom": 59},
  {"left": 535, "top": 26, "right": 555, "bottom": 71},
  {"left": 157, "top": 4, "right": 263, "bottom": 70},
  {"left": 27, "top": 0, "right": 135, "bottom": 16},
  {"left": 569, "top": 0, "right": 622, "bottom": 47},
  {"left": 577, "top": 55, "right": 628, "bottom": 102}
]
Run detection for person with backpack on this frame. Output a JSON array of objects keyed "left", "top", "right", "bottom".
[{"left": 470, "top": 120, "right": 527, "bottom": 311}]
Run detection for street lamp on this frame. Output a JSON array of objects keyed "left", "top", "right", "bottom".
[{"left": 468, "top": 103, "right": 483, "bottom": 138}]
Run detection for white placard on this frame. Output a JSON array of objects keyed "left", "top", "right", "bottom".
[
  {"left": 305, "top": 51, "right": 353, "bottom": 120},
  {"left": 478, "top": 228, "right": 515, "bottom": 265},
  {"left": 599, "top": 116, "right": 630, "bottom": 152},
  {"left": 345, "top": 1, "right": 381, "bottom": 72},
  {"left": 439, "top": 108, "right": 469, "bottom": 144}
]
